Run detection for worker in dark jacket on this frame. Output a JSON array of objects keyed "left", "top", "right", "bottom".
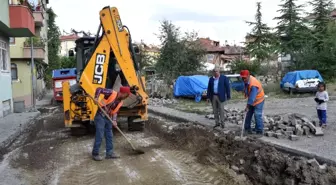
[{"left": 207, "top": 67, "right": 231, "bottom": 129}]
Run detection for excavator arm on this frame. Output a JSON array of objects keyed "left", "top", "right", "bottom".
[{"left": 63, "top": 6, "right": 148, "bottom": 128}]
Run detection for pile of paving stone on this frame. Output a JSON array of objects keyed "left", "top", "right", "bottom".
[
  {"left": 262, "top": 113, "right": 324, "bottom": 140},
  {"left": 149, "top": 98, "right": 177, "bottom": 106},
  {"left": 205, "top": 109, "right": 324, "bottom": 140}
]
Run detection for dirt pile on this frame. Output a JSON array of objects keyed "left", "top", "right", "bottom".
[{"left": 146, "top": 116, "right": 336, "bottom": 185}]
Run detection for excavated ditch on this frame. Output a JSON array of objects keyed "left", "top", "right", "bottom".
[{"left": 145, "top": 114, "right": 336, "bottom": 185}]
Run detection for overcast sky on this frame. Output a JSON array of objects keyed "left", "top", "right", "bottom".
[{"left": 49, "top": 0, "right": 319, "bottom": 46}]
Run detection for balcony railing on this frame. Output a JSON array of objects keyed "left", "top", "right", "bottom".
[
  {"left": 9, "top": 0, "right": 35, "bottom": 11},
  {"left": 23, "top": 37, "right": 46, "bottom": 60},
  {"left": 24, "top": 37, "right": 45, "bottom": 47},
  {"left": 10, "top": 0, "right": 45, "bottom": 25},
  {"left": 9, "top": 0, "right": 44, "bottom": 11},
  {"left": 9, "top": 0, "right": 35, "bottom": 36},
  {"left": 33, "top": 11, "right": 44, "bottom": 27},
  {"left": 23, "top": 47, "right": 45, "bottom": 60}
]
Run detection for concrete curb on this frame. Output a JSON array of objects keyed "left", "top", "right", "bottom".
[
  {"left": 261, "top": 139, "right": 336, "bottom": 166},
  {"left": 148, "top": 106, "right": 336, "bottom": 166},
  {"left": 0, "top": 111, "right": 41, "bottom": 150}
]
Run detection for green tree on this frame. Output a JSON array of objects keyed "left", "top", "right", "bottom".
[
  {"left": 60, "top": 56, "right": 76, "bottom": 68},
  {"left": 137, "top": 45, "right": 156, "bottom": 71},
  {"left": 155, "top": 20, "right": 206, "bottom": 80},
  {"left": 245, "top": 2, "right": 276, "bottom": 63},
  {"left": 293, "top": 0, "right": 336, "bottom": 79},
  {"left": 45, "top": 8, "right": 61, "bottom": 88},
  {"left": 309, "top": 0, "right": 334, "bottom": 50},
  {"left": 230, "top": 59, "right": 261, "bottom": 75},
  {"left": 274, "top": 0, "right": 309, "bottom": 56},
  {"left": 295, "top": 22, "right": 336, "bottom": 79}
]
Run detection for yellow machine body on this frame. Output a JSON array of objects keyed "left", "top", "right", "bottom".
[{"left": 62, "top": 7, "right": 148, "bottom": 130}]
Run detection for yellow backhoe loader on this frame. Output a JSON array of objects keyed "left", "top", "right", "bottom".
[{"left": 62, "top": 6, "right": 148, "bottom": 135}]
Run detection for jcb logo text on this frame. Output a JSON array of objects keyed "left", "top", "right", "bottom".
[{"left": 93, "top": 54, "right": 106, "bottom": 84}]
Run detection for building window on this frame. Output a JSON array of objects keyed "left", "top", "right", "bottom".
[
  {"left": 0, "top": 41, "right": 8, "bottom": 71},
  {"left": 11, "top": 63, "right": 18, "bottom": 80},
  {"left": 9, "top": 38, "right": 15, "bottom": 45},
  {"left": 207, "top": 54, "right": 214, "bottom": 62}
]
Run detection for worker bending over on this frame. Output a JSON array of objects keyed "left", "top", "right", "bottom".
[
  {"left": 240, "top": 70, "right": 265, "bottom": 136},
  {"left": 92, "top": 86, "right": 131, "bottom": 161}
]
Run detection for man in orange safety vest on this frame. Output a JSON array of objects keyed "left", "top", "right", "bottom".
[
  {"left": 92, "top": 86, "right": 131, "bottom": 161},
  {"left": 240, "top": 70, "right": 265, "bottom": 136}
]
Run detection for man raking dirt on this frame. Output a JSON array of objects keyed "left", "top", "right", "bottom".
[{"left": 90, "top": 86, "right": 144, "bottom": 161}]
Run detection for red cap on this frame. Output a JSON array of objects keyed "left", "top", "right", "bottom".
[
  {"left": 119, "top": 86, "right": 131, "bottom": 95},
  {"left": 240, "top": 70, "right": 250, "bottom": 78}
]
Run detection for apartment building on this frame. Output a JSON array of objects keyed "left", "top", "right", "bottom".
[
  {"left": 199, "top": 37, "right": 249, "bottom": 72},
  {"left": 0, "top": 0, "right": 38, "bottom": 117},
  {"left": 59, "top": 33, "right": 79, "bottom": 57},
  {"left": 10, "top": 0, "right": 49, "bottom": 110}
]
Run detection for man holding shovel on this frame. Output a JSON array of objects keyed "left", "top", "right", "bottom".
[
  {"left": 240, "top": 70, "right": 265, "bottom": 136},
  {"left": 92, "top": 86, "right": 131, "bottom": 161}
]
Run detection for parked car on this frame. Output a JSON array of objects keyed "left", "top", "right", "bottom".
[
  {"left": 226, "top": 74, "right": 245, "bottom": 92},
  {"left": 280, "top": 70, "right": 323, "bottom": 94}
]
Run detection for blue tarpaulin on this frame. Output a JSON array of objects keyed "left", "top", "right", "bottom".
[
  {"left": 173, "top": 75, "right": 209, "bottom": 102},
  {"left": 280, "top": 70, "right": 323, "bottom": 88}
]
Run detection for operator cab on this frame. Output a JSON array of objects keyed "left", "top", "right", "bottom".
[
  {"left": 68, "top": 36, "right": 141, "bottom": 89},
  {"left": 68, "top": 36, "right": 95, "bottom": 81}
]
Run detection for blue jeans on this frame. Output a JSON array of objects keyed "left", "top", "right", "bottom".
[
  {"left": 317, "top": 109, "right": 327, "bottom": 125},
  {"left": 92, "top": 112, "right": 113, "bottom": 156},
  {"left": 244, "top": 100, "right": 264, "bottom": 133}
]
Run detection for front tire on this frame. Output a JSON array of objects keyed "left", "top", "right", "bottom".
[
  {"left": 70, "top": 127, "right": 88, "bottom": 136},
  {"left": 127, "top": 116, "right": 144, "bottom": 131}
]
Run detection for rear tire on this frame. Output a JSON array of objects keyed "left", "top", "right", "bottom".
[
  {"left": 70, "top": 127, "right": 88, "bottom": 136},
  {"left": 51, "top": 98, "right": 57, "bottom": 106},
  {"left": 127, "top": 116, "right": 144, "bottom": 132}
]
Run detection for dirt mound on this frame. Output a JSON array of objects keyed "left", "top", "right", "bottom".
[{"left": 146, "top": 116, "right": 336, "bottom": 185}]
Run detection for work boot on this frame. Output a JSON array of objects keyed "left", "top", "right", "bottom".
[
  {"left": 244, "top": 130, "right": 252, "bottom": 136},
  {"left": 213, "top": 124, "right": 220, "bottom": 129},
  {"left": 253, "top": 132, "right": 264, "bottom": 139},
  {"left": 220, "top": 123, "right": 225, "bottom": 129},
  {"left": 92, "top": 155, "right": 103, "bottom": 161},
  {"left": 105, "top": 153, "right": 120, "bottom": 159}
]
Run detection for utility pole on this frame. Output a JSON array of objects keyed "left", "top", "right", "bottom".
[{"left": 30, "top": 37, "right": 36, "bottom": 110}]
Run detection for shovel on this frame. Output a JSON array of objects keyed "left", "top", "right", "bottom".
[
  {"left": 87, "top": 94, "right": 145, "bottom": 155},
  {"left": 240, "top": 110, "right": 247, "bottom": 139}
]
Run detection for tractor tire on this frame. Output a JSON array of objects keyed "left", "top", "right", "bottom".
[
  {"left": 87, "top": 121, "right": 96, "bottom": 134},
  {"left": 127, "top": 116, "right": 144, "bottom": 132},
  {"left": 70, "top": 127, "right": 88, "bottom": 136},
  {"left": 51, "top": 98, "right": 57, "bottom": 106}
]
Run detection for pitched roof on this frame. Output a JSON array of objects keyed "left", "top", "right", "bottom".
[
  {"left": 223, "top": 45, "right": 245, "bottom": 55},
  {"left": 198, "top": 38, "right": 224, "bottom": 53},
  {"left": 60, "top": 34, "right": 80, "bottom": 41}
]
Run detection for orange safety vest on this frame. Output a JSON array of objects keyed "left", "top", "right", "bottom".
[
  {"left": 99, "top": 91, "right": 123, "bottom": 116},
  {"left": 244, "top": 76, "right": 265, "bottom": 106}
]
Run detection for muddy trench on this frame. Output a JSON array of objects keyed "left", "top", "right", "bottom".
[
  {"left": 145, "top": 114, "right": 336, "bottom": 185},
  {"left": 1, "top": 106, "right": 336, "bottom": 185}
]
